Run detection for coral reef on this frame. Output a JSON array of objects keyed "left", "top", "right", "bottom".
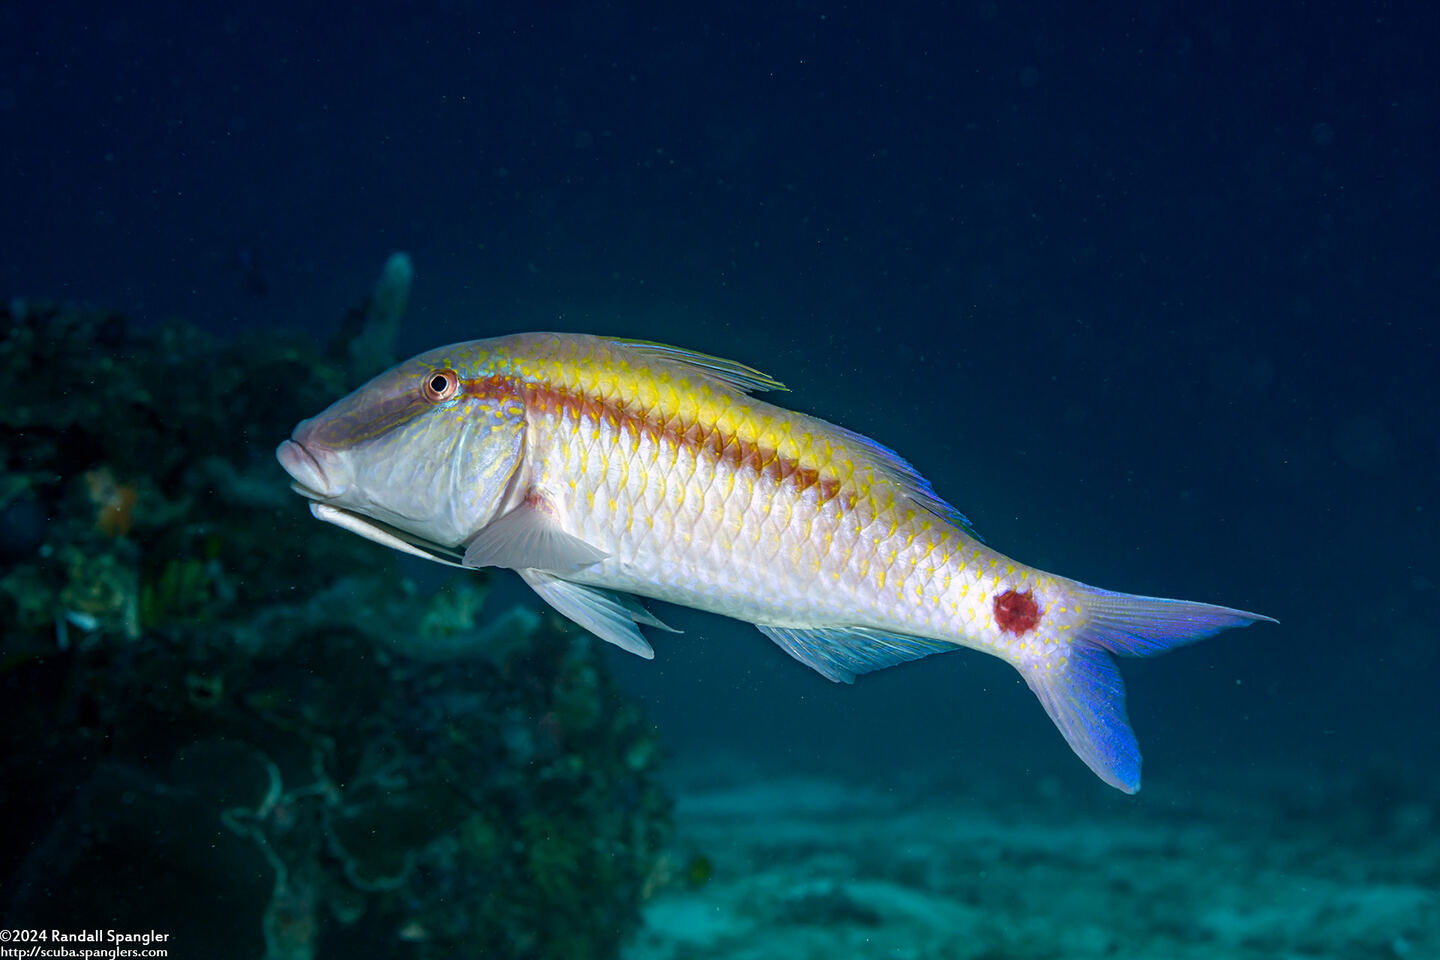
[{"left": 0, "top": 283, "right": 671, "bottom": 960}]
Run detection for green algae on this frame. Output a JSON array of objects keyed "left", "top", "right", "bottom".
[{"left": 0, "top": 282, "right": 672, "bottom": 960}]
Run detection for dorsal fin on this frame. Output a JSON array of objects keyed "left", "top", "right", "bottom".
[
  {"left": 822, "top": 419, "right": 980, "bottom": 538},
  {"left": 605, "top": 336, "right": 977, "bottom": 538},
  {"left": 607, "top": 338, "right": 788, "bottom": 394}
]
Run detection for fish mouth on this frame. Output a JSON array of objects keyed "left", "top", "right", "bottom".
[{"left": 276, "top": 438, "right": 344, "bottom": 500}]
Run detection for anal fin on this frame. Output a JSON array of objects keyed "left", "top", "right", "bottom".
[{"left": 756, "top": 624, "right": 956, "bottom": 684}]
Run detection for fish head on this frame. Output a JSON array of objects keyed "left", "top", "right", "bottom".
[{"left": 277, "top": 343, "right": 526, "bottom": 550}]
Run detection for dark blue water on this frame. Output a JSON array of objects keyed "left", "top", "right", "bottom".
[{"left": 4, "top": 0, "right": 1436, "bottom": 943}]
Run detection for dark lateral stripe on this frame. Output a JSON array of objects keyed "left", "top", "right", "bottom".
[{"left": 465, "top": 374, "right": 856, "bottom": 509}]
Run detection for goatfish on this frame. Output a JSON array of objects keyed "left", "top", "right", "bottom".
[{"left": 277, "top": 333, "right": 1273, "bottom": 792}]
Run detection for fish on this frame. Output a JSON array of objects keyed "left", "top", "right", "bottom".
[{"left": 277, "top": 332, "right": 1274, "bottom": 792}]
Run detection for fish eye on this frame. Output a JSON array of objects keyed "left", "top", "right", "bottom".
[{"left": 422, "top": 369, "right": 460, "bottom": 403}]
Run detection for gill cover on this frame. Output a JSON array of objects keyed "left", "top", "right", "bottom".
[
  {"left": 439, "top": 392, "right": 528, "bottom": 545},
  {"left": 284, "top": 351, "right": 529, "bottom": 551}
]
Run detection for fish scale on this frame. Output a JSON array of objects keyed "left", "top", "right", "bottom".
[
  {"left": 535, "top": 378, "right": 943, "bottom": 632},
  {"left": 278, "top": 331, "right": 1275, "bottom": 792}
]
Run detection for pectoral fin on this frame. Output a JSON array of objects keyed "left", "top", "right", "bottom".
[
  {"left": 463, "top": 498, "right": 608, "bottom": 572},
  {"left": 517, "top": 570, "right": 677, "bottom": 658}
]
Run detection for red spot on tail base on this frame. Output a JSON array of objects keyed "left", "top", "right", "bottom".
[{"left": 994, "top": 589, "right": 1042, "bottom": 635}]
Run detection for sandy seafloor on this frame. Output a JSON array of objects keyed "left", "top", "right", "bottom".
[{"left": 626, "top": 758, "right": 1437, "bottom": 960}]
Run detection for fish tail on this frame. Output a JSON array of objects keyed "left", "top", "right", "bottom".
[{"left": 1017, "top": 584, "right": 1276, "bottom": 793}]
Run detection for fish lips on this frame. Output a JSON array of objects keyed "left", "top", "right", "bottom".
[{"left": 276, "top": 438, "right": 347, "bottom": 500}]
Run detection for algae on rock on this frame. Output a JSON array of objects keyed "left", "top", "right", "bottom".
[{"left": 0, "top": 284, "right": 671, "bottom": 960}]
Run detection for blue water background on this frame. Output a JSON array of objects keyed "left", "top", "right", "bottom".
[{"left": 3, "top": 1, "right": 1435, "bottom": 796}]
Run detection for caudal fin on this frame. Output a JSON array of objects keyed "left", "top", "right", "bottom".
[{"left": 1019, "top": 586, "right": 1276, "bottom": 793}]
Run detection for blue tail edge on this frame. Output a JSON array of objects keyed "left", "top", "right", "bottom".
[{"left": 1020, "top": 586, "right": 1277, "bottom": 794}]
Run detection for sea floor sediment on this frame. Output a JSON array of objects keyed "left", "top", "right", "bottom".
[{"left": 629, "top": 758, "right": 1436, "bottom": 960}]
